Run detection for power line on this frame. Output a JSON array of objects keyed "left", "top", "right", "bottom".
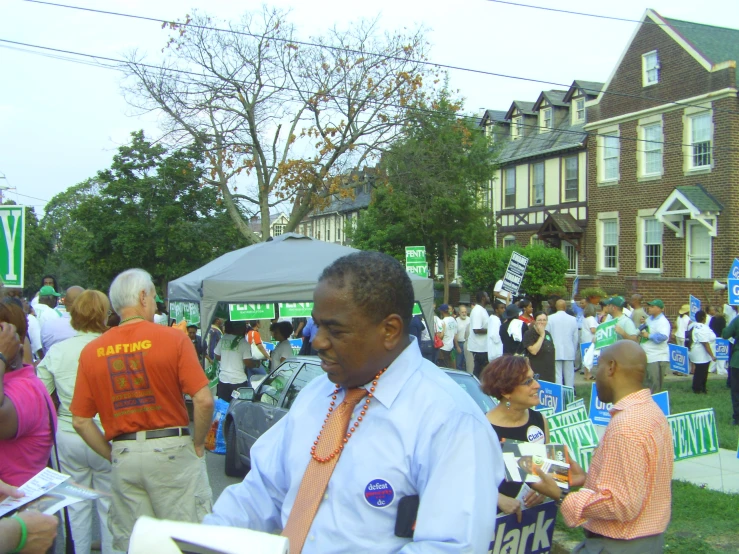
[
  {"left": 2, "top": 38, "right": 737, "bottom": 157},
  {"left": 20, "top": 0, "right": 739, "bottom": 117}
]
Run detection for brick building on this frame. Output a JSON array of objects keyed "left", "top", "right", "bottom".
[{"left": 579, "top": 9, "right": 739, "bottom": 315}]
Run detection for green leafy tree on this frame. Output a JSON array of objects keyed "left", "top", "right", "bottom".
[
  {"left": 42, "top": 131, "right": 250, "bottom": 292},
  {"left": 348, "top": 89, "right": 497, "bottom": 302},
  {"left": 460, "top": 244, "right": 569, "bottom": 308}
]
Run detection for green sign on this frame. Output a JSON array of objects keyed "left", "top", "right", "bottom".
[
  {"left": 405, "top": 246, "right": 426, "bottom": 263},
  {"left": 229, "top": 303, "right": 276, "bottom": 321},
  {"left": 170, "top": 302, "right": 200, "bottom": 325},
  {"left": 594, "top": 319, "right": 618, "bottom": 349},
  {"left": 406, "top": 262, "right": 429, "bottom": 278},
  {"left": 549, "top": 420, "right": 600, "bottom": 472},
  {"left": 412, "top": 302, "right": 422, "bottom": 316},
  {"left": 566, "top": 397, "right": 585, "bottom": 410},
  {"left": 0, "top": 206, "right": 25, "bottom": 288},
  {"left": 534, "top": 407, "right": 555, "bottom": 418},
  {"left": 547, "top": 405, "right": 589, "bottom": 431},
  {"left": 668, "top": 408, "right": 719, "bottom": 461},
  {"left": 278, "top": 302, "right": 313, "bottom": 318}
]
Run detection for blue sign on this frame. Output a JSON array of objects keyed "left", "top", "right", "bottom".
[
  {"left": 690, "top": 295, "right": 701, "bottom": 322},
  {"left": 536, "top": 380, "right": 566, "bottom": 413},
  {"left": 729, "top": 279, "right": 739, "bottom": 305},
  {"left": 489, "top": 501, "right": 557, "bottom": 554},
  {"left": 588, "top": 382, "right": 613, "bottom": 426},
  {"left": 669, "top": 343, "right": 690, "bottom": 374},
  {"left": 716, "top": 339, "right": 730, "bottom": 361},
  {"left": 590, "top": 384, "right": 670, "bottom": 427},
  {"left": 580, "top": 342, "right": 600, "bottom": 369},
  {"left": 729, "top": 258, "right": 739, "bottom": 280},
  {"left": 652, "top": 391, "right": 670, "bottom": 416}
]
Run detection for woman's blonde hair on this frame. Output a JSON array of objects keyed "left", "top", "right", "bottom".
[{"left": 69, "top": 290, "right": 110, "bottom": 333}]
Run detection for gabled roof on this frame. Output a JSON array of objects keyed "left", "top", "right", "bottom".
[
  {"left": 478, "top": 109, "right": 508, "bottom": 127},
  {"left": 563, "top": 80, "right": 605, "bottom": 103},
  {"left": 505, "top": 101, "right": 536, "bottom": 120},
  {"left": 496, "top": 120, "right": 587, "bottom": 165},
  {"left": 533, "top": 90, "right": 568, "bottom": 111},
  {"left": 655, "top": 184, "right": 723, "bottom": 237},
  {"left": 663, "top": 17, "right": 739, "bottom": 78},
  {"left": 674, "top": 184, "right": 723, "bottom": 213},
  {"left": 311, "top": 188, "right": 372, "bottom": 218}
]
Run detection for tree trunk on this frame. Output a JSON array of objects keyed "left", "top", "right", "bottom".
[{"left": 443, "top": 238, "right": 450, "bottom": 305}]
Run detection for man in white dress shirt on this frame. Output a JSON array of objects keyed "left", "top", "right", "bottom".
[
  {"left": 204, "top": 251, "right": 503, "bottom": 553},
  {"left": 546, "top": 299, "right": 579, "bottom": 386}
]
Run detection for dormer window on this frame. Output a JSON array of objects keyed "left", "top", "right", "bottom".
[
  {"left": 541, "top": 108, "right": 552, "bottom": 132},
  {"left": 573, "top": 98, "right": 585, "bottom": 124},
  {"left": 512, "top": 116, "right": 524, "bottom": 140},
  {"left": 642, "top": 51, "right": 659, "bottom": 86}
]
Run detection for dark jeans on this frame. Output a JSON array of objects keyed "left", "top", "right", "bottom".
[
  {"left": 692, "top": 362, "right": 710, "bottom": 393},
  {"left": 456, "top": 341, "right": 466, "bottom": 372},
  {"left": 217, "top": 380, "right": 250, "bottom": 402},
  {"left": 437, "top": 349, "right": 453, "bottom": 369},
  {"left": 731, "top": 365, "right": 739, "bottom": 421},
  {"left": 472, "top": 352, "right": 489, "bottom": 379}
]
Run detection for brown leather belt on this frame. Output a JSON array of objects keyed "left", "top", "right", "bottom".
[
  {"left": 112, "top": 428, "right": 190, "bottom": 442},
  {"left": 584, "top": 530, "right": 614, "bottom": 540}
]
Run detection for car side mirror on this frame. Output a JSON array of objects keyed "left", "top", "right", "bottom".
[{"left": 232, "top": 387, "right": 255, "bottom": 401}]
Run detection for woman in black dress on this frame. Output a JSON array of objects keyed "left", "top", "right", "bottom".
[
  {"left": 480, "top": 355, "right": 550, "bottom": 520},
  {"left": 522, "top": 311, "right": 556, "bottom": 383}
]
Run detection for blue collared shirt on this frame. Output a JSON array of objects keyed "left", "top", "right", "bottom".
[{"left": 204, "top": 339, "right": 503, "bottom": 553}]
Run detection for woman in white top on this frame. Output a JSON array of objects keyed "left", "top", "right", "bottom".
[
  {"left": 580, "top": 304, "right": 598, "bottom": 380},
  {"left": 688, "top": 310, "right": 716, "bottom": 394},
  {"left": 214, "top": 320, "right": 253, "bottom": 402},
  {"left": 37, "top": 290, "right": 122, "bottom": 554}
]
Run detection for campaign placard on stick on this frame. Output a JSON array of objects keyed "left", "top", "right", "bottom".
[
  {"left": 405, "top": 246, "right": 428, "bottom": 278},
  {"left": 690, "top": 295, "right": 701, "bottom": 322},
  {"left": 0, "top": 206, "right": 25, "bottom": 288},
  {"left": 588, "top": 385, "right": 671, "bottom": 427},
  {"left": 566, "top": 397, "right": 585, "bottom": 410},
  {"left": 729, "top": 258, "right": 739, "bottom": 280},
  {"left": 549, "top": 420, "right": 599, "bottom": 471},
  {"left": 170, "top": 302, "right": 200, "bottom": 325},
  {"left": 501, "top": 251, "right": 529, "bottom": 295},
  {"left": 536, "top": 380, "right": 573, "bottom": 414},
  {"left": 547, "top": 405, "right": 589, "bottom": 431},
  {"left": 729, "top": 279, "right": 739, "bottom": 305},
  {"left": 667, "top": 408, "right": 719, "bottom": 461},
  {"left": 488, "top": 501, "right": 557, "bottom": 554},
  {"left": 652, "top": 391, "right": 670, "bottom": 416},
  {"left": 534, "top": 407, "right": 555, "bottom": 418},
  {"left": 229, "top": 303, "right": 276, "bottom": 321},
  {"left": 278, "top": 302, "right": 313, "bottom": 318},
  {"left": 580, "top": 342, "right": 600, "bottom": 369},
  {"left": 594, "top": 319, "right": 618, "bottom": 349},
  {"left": 715, "top": 339, "right": 731, "bottom": 361},
  {"left": 669, "top": 343, "right": 690, "bottom": 375}
]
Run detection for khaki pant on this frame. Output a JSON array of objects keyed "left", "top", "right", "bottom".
[
  {"left": 644, "top": 362, "right": 668, "bottom": 394},
  {"left": 109, "top": 433, "right": 212, "bottom": 551},
  {"left": 573, "top": 532, "right": 664, "bottom": 553}
]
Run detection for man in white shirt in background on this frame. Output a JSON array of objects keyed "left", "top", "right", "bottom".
[
  {"left": 437, "top": 304, "right": 457, "bottom": 369},
  {"left": 674, "top": 304, "right": 691, "bottom": 346},
  {"left": 546, "top": 299, "right": 579, "bottom": 386},
  {"left": 487, "top": 301, "right": 505, "bottom": 363},
  {"left": 493, "top": 278, "right": 512, "bottom": 305},
  {"left": 467, "top": 291, "right": 490, "bottom": 378},
  {"left": 454, "top": 305, "right": 470, "bottom": 372},
  {"left": 639, "top": 299, "right": 671, "bottom": 394},
  {"left": 41, "top": 286, "right": 84, "bottom": 353}
]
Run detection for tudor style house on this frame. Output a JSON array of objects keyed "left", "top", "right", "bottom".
[
  {"left": 480, "top": 81, "right": 602, "bottom": 275},
  {"left": 579, "top": 9, "right": 739, "bottom": 312}
]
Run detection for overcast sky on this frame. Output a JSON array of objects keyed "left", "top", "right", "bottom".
[{"left": 1, "top": 0, "right": 738, "bottom": 215}]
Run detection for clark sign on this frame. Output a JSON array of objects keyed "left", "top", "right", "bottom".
[{"left": 488, "top": 502, "right": 557, "bottom": 554}]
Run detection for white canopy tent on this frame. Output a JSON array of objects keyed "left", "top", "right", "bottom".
[{"left": 167, "top": 233, "right": 435, "bottom": 331}]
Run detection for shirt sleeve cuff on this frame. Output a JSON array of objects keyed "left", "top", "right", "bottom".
[{"left": 560, "top": 488, "right": 596, "bottom": 528}]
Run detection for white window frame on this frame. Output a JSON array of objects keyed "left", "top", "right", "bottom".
[
  {"left": 642, "top": 51, "right": 660, "bottom": 86},
  {"left": 273, "top": 224, "right": 285, "bottom": 236},
  {"left": 562, "top": 241, "right": 578, "bottom": 275},
  {"left": 563, "top": 156, "right": 578, "bottom": 202},
  {"left": 597, "top": 126, "right": 620, "bottom": 184},
  {"left": 637, "top": 115, "right": 663, "bottom": 178},
  {"left": 530, "top": 234, "right": 545, "bottom": 246},
  {"left": 597, "top": 213, "right": 619, "bottom": 272},
  {"left": 574, "top": 98, "right": 585, "bottom": 124},
  {"left": 532, "top": 162, "right": 545, "bottom": 206},
  {"left": 541, "top": 108, "right": 552, "bottom": 133},
  {"left": 686, "top": 111, "right": 712, "bottom": 170},
  {"left": 637, "top": 212, "right": 663, "bottom": 272},
  {"left": 512, "top": 116, "right": 524, "bottom": 140},
  {"left": 503, "top": 167, "right": 516, "bottom": 209},
  {"left": 503, "top": 235, "right": 516, "bottom": 248}
]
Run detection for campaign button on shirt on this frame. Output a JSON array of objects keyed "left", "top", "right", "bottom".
[
  {"left": 364, "top": 479, "right": 394, "bottom": 508},
  {"left": 526, "top": 425, "right": 545, "bottom": 443}
]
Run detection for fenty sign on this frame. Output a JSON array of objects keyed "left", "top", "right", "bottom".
[{"left": 0, "top": 206, "right": 24, "bottom": 288}]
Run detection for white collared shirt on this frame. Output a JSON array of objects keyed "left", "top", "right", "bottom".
[{"left": 204, "top": 338, "right": 503, "bottom": 552}]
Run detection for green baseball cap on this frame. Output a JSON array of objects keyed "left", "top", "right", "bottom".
[
  {"left": 39, "top": 285, "right": 61, "bottom": 297},
  {"left": 647, "top": 299, "right": 664, "bottom": 309},
  {"left": 609, "top": 296, "right": 627, "bottom": 308}
]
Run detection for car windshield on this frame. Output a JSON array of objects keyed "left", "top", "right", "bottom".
[{"left": 445, "top": 372, "right": 498, "bottom": 413}]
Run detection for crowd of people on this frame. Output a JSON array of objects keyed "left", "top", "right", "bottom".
[{"left": 0, "top": 260, "right": 733, "bottom": 553}]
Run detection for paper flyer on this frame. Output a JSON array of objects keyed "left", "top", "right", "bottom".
[{"left": 501, "top": 443, "right": 570, "bottom": 490}]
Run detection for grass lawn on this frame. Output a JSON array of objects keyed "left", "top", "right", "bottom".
[
  {"left": 556, "top": 481, "right": 739, "bottom": 553},
  {"left": 574, "top": 374, "right": 738, "bottom": 450},
  {"left": 554, "top": 375, "right": 739, "bottom": 552}
]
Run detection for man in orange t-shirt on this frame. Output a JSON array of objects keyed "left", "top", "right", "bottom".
[{"left": 70, "top": 269, "right": 214, "bottom": 551}]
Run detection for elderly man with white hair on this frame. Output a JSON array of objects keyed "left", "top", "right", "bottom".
[{"left": 70, "top": 269, "right": 214, "bottom": 552}]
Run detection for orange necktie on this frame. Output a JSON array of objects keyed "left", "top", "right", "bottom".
[{"left": 281, "top": 387, "right": 368, "bottom": 553}]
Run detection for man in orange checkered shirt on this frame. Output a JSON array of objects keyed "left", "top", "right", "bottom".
[{"left": 533, "top": 341, "right": 673, "bottom": 553}]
